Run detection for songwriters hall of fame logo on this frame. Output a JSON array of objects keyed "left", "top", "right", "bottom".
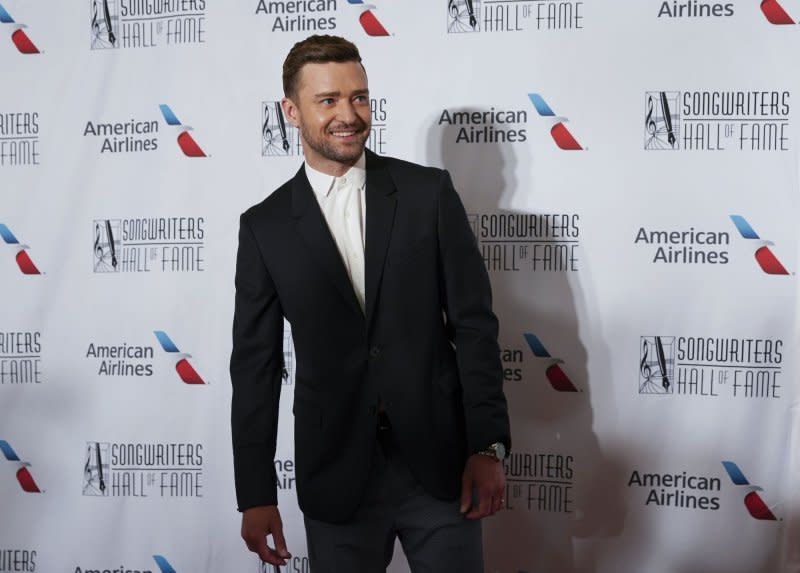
[
  {"left": 645, "top": 91, "right": 680, "bottom": 150},
  {"left": 262, "top": 101, "right": 300, "bottom": 157},
  {"left": 83, "top": 441, "right": 204, "bottom": 498},
  {"left": 92, "top": 217, "right": 205, "bottom": 273},
  {"left": 447, "top": 0, "right": 584, "bottom": 33},
  {"left": 90, "top": 0, "right": 206, "bottom": 50},
  {"left": 639, "top": 336, "right": 675, "bottom": 394},
  {"left": 645, "top": 90, "right": 790, "bottom": 151}
]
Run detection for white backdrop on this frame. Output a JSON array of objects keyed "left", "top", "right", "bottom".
[{"left": 2, "top": 1, "right": 799, "bottom": 572}]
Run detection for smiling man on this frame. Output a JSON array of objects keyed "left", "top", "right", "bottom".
[{"left": 231, "top": 35, "right": 511, "bottom": 573}]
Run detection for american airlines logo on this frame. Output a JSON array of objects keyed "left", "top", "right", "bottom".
[
  {"left": 729, "top": 215, "right": 790, "bottom": 275},
  {"left": 154, "top": 331, "right": 206, "bottom": 385},
  {"left": 523, "top": 333, "right": 579, "bottom": 392},
  {"left": 722, "top": 461, "right": 779, "bottom": 521},
  {"left": 0, "top": 3, "right": 39, "bottom": 54},
  {"left": 528, "top": 93, "right": 583, "bottom": 150},
  {"left": 347, "top": 0, "right": 390, "bottom": 36},
  {"left": 0, "top": 440, "right": 41, "bottom": 492}
]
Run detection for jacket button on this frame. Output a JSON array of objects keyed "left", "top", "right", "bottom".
[{"left": 369, "top": 346, "right": 381, "bottom": 358}]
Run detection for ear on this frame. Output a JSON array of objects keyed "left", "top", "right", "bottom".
[{"left": 281, "top": 97, "right": 300, "bottom": 128}]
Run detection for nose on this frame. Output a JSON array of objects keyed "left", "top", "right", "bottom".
[{"left": 337, "top": 99, "right": 358, "bottom": 124}]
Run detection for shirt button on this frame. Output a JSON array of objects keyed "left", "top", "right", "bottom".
[{"left": 369, "top": 346, "right": 381, "bottom": 358}]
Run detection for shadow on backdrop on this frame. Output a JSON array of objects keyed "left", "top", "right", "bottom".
[{"left": 427, "top": 109, "right": 627, "bottom": 573}]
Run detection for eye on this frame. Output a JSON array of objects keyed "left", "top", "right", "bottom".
[
  {"left": 320, "top": 98, "right": 335, "bottom": 105},
  {"left": 354, "top": 95, "right": 369, "bottom": 104}
]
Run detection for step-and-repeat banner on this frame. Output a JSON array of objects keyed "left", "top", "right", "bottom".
[{"left": 2, "top": 1, "right": 799, "bottom": 572}]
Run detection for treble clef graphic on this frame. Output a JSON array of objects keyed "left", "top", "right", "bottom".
[
  {"left": 91, "top": 1, "right": 101, "bottom": 39},
  {"left": 94, "top": 222, "right": 104, "bottom": 266},
  {"left": 465, "top": 0, "right": 477, "bottom": 28},
  {"left": 105, "top": 220, "right": 117, "bottom": 269},
  {"left": 103, "top": 0, "right": 116, "bottom": 45},
  {"left": 83, "top": 444, "right": 94, "bottom": 491},
  {"left": 448, "top": 0, "right": 459, "bottom": 18},
  {"left": 640, "top": 339, "right": 652, "bottom": 387},
  {"left": 655, "top": 336, "right": 670, "bottom": 392},
  {"left": 262, "top": 104, "right": 273, "bottom": 150},
  {"left": 275, "top": 102, "right": 290, "bottom": 152},
  {"left": 660, "top": 92, "right": 676, "bottom": 147},
  {"left": 646, "top": 95, "right": 657, "bottom": 136}
]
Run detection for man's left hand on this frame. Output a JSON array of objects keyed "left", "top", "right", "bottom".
[{"left": 460, "top": 453, "right": 506, "bottom": 519}]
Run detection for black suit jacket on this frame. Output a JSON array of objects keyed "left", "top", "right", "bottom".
[{"left": 230, "top": 149, "right": 510, "bottom": 523}]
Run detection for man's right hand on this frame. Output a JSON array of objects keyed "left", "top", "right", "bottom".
[{"left": 241, "top": 505, "right": 291, "bottom": 566}]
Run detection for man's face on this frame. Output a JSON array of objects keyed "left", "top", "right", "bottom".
[{"left": 282, "top": 61, "right": 371, "bottom": 175}]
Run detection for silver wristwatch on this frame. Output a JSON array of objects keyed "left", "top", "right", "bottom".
[{"left": 477, "top": 442, "right": 507, "bottom": 462}]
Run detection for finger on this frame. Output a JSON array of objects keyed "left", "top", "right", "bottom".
[
  {"left": 459, "top": 473, "right": 472, "bottom": 514},
  {"left": 247, "top": 536, "right": 283, "bottom": 566},
  {"left": 479, "top": 489, "right": 492, "bottom": 517},
  {"left": 496, "top": 484, "right": 506, "bottom": 513},
  {"left": 466, "top": 488, "right": 492, "bottom": 519},
  {"left": 272, "top": 527, "right": 291, "bottom": 559},
  {"left": 490, "top": 494, "right": 502, "bottom": 515}
]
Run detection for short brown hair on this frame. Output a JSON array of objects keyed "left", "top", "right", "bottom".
[{"left": 282, "top": 35, "right": 363, "bottom": 99}]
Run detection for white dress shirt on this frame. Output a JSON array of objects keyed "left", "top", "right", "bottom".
[{"left": 304, "top": 152, "right": 367, "bottom": 313}]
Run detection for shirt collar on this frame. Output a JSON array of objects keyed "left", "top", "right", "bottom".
[{"left": 305, "top": 151, "right": 367, "bottom": 199}]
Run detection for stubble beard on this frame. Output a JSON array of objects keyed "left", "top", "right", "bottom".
[{"left": 300, "top": 120, "right": 370, "bottom": 165}]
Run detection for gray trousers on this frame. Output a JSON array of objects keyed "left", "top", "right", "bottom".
[{"left": 303, "top": 429, "right": 483, "bottom": 573}]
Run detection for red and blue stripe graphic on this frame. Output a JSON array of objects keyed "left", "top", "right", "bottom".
[
  {"left": 523, "top": 333, "right": 578, "bottom": 392},
  {"left": 528, "top": 93, "right": 583, "bottom": 150},
  {"left": 761, "top": 0, "right": 795, "bottom": 24},
  {"left": 159, "top": 104, "right": 207, "bottom": 157},
  {"left": 154, "top": 331, "right": 205, "bottom": 385},
  {"left": 0, "top": 224, "right": 41, "bottom": 275},
  {"left": 347, "top": 0, "right": 390, "bottom": 36},
  {"left": 153, "top": 555, "right": 177, "bottom": 573},
  {"left": 0, "top": 440, "right": 41, "bottom": 493},
  {"left": 729, "top": 215, "right": 789, "bottom": 275},
  {"left": 722, "top": 461, "right": 778, "bottom": 521},
  {"left": 0, "top": 4, "right": 39, "bottom": 54}
]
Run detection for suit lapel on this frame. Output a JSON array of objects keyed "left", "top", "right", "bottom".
[
  {"left": 364, "top": 150, "right": 397, "bottom": 330},
  {"left": 291, "top": 165, "right": 364, "bottom": 317}
]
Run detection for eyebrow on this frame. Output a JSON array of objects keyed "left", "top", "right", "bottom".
[{"left": 314, "top": 89, "right": 370, "bottom": 99}]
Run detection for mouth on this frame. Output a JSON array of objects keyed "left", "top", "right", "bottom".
[{"left": 329, "top": 126, "right": 366, "bottom": 142}]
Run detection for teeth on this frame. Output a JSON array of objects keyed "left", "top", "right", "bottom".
[{"left": 332, "top": 131, "right": 356, "bottom": 137}]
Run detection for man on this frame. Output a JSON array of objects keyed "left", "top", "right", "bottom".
[{"left": 231, "top": 35, "right": 510, "bottom": 572}]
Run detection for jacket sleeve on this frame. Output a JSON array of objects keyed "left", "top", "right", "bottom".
[
  {"left": 230, "top": 213, "right": 284, "bottom": 511},
  {"left": 436, "top": 170, "right": 511, "bottom": 456}
]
